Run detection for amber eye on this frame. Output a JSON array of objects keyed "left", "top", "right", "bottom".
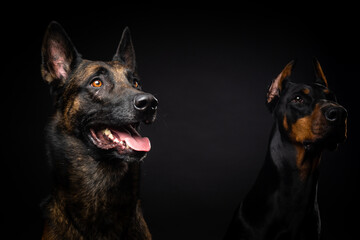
[
  {"left": 91, "top": 79, "right": 103, "bottom": 88},
  {"left": 133, "top": 80, "right": 139, "bottom": 88}
]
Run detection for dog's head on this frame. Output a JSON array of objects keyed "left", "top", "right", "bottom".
[
  {"left": 41, "top": 22, "right": 157, "bottom": 162},
  {"left": 266, "top": 59, "right": 347, "bottom": 151}
]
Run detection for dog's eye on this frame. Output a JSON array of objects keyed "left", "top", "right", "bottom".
[
  {"left": 133, "top": 79, "right": 140, "bottom": 89},
  {"left": 292, "top": 96, "right": 304, "bottom": 103},
  {"left": 91, "top": 79, "right": 103, "bottom": 88}
]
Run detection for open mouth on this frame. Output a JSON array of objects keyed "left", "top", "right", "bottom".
[{"left": 89, "top": 124, "right": 151, "bottom": 154}]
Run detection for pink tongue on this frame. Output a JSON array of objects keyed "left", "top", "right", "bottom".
[{"left": 114, "top": 130, "right": 151, "bottom": 152}]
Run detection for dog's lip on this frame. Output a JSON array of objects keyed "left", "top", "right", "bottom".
[
  {"left": 88, "top": 123, "right": 151, "bottom": 153},
  {"left": 302, "top": 132, "right": 346, "bottom": 151}
]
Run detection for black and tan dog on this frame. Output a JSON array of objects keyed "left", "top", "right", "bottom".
[
  {"left": 224, "top": 60, "right": 347, "bottom": 240},
  {"left": 40, "top": 22, "right": 157, "bottom": 239}
]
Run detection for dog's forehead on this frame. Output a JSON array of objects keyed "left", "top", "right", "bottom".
[
  {"left": 311, "top": 83, "right": 337, "bottom": 102},
  {"left": 107, "top": 61, "right": 132, "bottom": 78},
  {"left": 285, "top": 82, "right": 312, "bottom": 95},
  {"left": 75, "top": 60, "right": 130, "bottom": 83}
]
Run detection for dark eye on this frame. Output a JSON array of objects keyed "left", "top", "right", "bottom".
[
  {"left": 90, "top": 79, "right": 103, "bottom": 88},
  {"left": 292, "top": 96, "right": 304, "bottom": 103}
]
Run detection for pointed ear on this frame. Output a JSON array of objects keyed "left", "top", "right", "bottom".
[
  {"left": 41, "top": 21, "right": 80, "bottom": 86},
  {"left": 313, "top": 57, "right": 328, "bottom": 87},
  {"left": 113, "top": 27, "right": 136, "bottom": 71},
  {"left": 266, "top": 60, "right": 295, "bottom": 107}
]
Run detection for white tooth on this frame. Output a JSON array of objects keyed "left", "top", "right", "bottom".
[
  {"left": 103, "top": 128, "right": 114, "bottom": 140},
  {"left": 114, "top": 138, "right": 120, "bottom": 143},
  {"left": 120, "top": 140, "right": 127, "bottom": 147}
]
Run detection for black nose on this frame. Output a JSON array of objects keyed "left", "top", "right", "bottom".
[
  {"left": 325, "top": 106, "right": 347, "bottom": 123},
  {"left": 134, "top": 93, "right": 158, "bottom": 111}
]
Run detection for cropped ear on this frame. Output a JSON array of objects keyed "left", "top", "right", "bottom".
[
  {"left": 313, "top": 57, "right": 328, "bottom": 87},
  {"left": 113, "top": 27, "right": 136, "bottom": 71},
  {"left": 41, "top": 21, "right": 80, "bottom": 86},
  {"left": 266, "top": 60, "right": 295, "bottom": 109}
]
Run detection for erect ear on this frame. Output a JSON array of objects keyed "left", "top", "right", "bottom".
[
  {"left": 313, "top": 57, "right": 328, "bottom": 87},
  {"left": 113, "top": 27, "right": 136, "bottom": 71},
  {"left": 41, "top": 21, "right": 80, "bottom": 86},
  {"left": 266, "top": 60, "right": 295, "bottom": 105}
]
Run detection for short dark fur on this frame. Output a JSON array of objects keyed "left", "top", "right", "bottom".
[
  {"left": 40, "top": 22, "right": 157, "bottom": 240},
  {"left": 224, "top": 59, "right": 347, "bottom": 240}
]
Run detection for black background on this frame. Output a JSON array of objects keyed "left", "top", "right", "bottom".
[{"left": 3, "top": 3, "right": 359, "bottom": 239}]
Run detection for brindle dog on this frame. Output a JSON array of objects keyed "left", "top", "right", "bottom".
[{"left": 40, "top": 22, "right": 157, "bottom": 240}]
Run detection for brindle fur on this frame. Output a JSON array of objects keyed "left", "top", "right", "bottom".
[{"left": 40, "top": 22, "right": 155, "bottom": 240}]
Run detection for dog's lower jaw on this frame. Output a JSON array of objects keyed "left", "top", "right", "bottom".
[
  {"left": 104, "top": 149, "right": 149, "bottom": 164},
  {"left": 86, "top": 123, "right": 151, "bottom": 162}
]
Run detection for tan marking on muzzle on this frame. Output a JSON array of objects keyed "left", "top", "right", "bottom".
[{"left": 290, "top": 104, "right": 325, "bottom": 144}]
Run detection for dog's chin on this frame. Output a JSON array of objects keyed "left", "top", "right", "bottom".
[
  {"left": 324, "top": 129, "right": 347, "bottom": 151},
  {"left": 303, "top": 133, "right": 346, "bottom": 152},
  {"left": 112, "top": 150, "right": 148, "bottom": 162}
]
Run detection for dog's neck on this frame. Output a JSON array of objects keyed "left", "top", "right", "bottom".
[
  {"left": 269, "top": 122, "right": 321, "bottom": 185},
  {"left": 257, "top": 122, "right": 321, "bottom": 215},
  {"left": 241, "top": 123, "right": 321, "bottom": 229},
  {"left": 44, "top": 122, "right": 143, "bottom": 237}
]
